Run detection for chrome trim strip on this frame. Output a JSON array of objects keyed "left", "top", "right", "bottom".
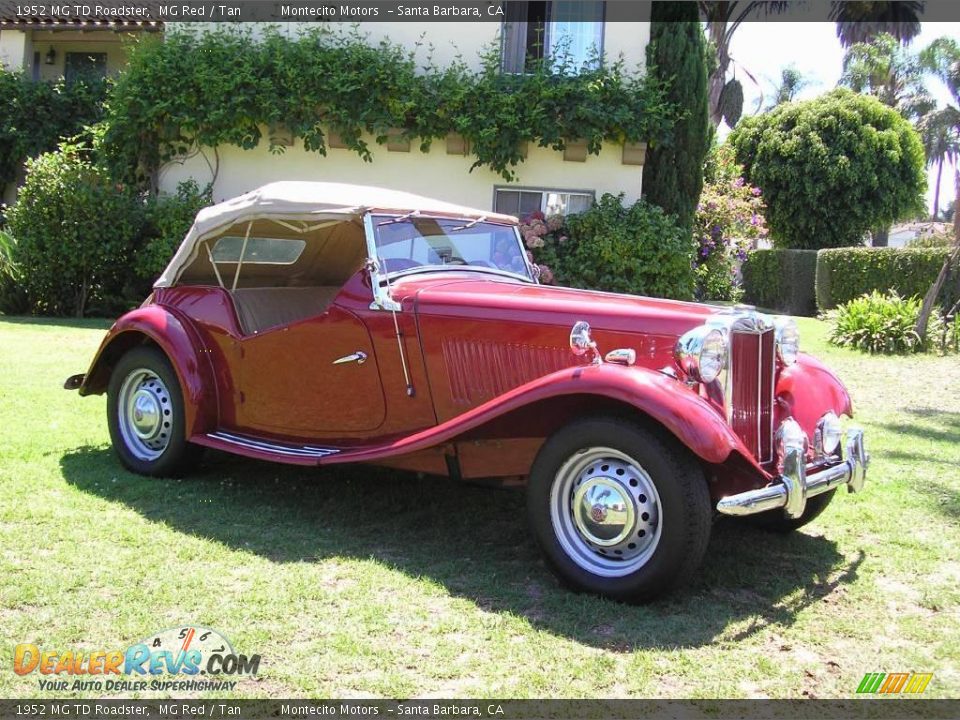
[
  {"left": 716, "top": 428, "right": 868, "bottom": 517},
  {"left": 208, "top": 432, "right": 341, "bottom": 457}
]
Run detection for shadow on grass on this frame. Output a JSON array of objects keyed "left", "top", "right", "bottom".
[
  {"left": 61, "top": 446, "right": 863, "bottom": 652},
  {"left": 885, "top": 407, "right": 960, "bottom": 445}
]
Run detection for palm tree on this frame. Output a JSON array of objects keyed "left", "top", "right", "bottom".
[
  {"left": 840, "top": 33, "right": 933, "bottom": 120},
  {"left": 839, "top": 33, "right": 932, "bottom": 246},
  {"left": 919, "top": 108, "right": 960, "bottom": 219},
  {"left": 766, "top": 65, "right": 809, "bottom": 109},
  {"left": 831, "top": 0, "right": 923, "bottom": 48},
  {"left": 699, "top": 1, "right": 789, "bottom": 127},
  {"left": 699, "top": 0, "right": 924, "bottom": 127},
  {"left": 915, "top": 37, "right": 960, "bottom": 338}
]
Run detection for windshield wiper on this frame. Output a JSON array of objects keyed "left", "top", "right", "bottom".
[
  {"left": 377, "top": 210, "right": 420, "bottom": 227},
  {"left": 450, "top": 215, "right": 487, "bottom": 231}
]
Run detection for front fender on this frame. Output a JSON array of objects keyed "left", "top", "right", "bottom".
[
  {"left": 78, "top": 305, "right": 218, "bottom": 436},
  {"left": 330, "top": 363, "right": 763, "bottom": 473},
  {"left": 776, "top": 353, "right": 853, "bottom": 440}
]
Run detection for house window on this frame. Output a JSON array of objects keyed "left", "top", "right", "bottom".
[
  {"left": 494, "top": 187, "right": 595, "bottom": 219},
  {"left": 64, "top": 52, "right": 107, "bottom": 84},
  {"left": 502, "top": 1, "right": 605, "bottom": 73}
]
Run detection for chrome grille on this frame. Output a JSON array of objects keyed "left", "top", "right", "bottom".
[{"left": 730, "top": 327, "right": 775, "bottom": 463}]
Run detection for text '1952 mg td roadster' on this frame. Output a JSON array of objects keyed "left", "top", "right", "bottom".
[{"left": 66, "top": 182, "right": 869, "bottom": 601}]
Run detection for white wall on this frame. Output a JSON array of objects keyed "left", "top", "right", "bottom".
[
  {"left": 159, "top": 132, "right": 644, "bottom": 211},
  {"left": 0, "top": 29, "right": 31, "bottom": 71}
]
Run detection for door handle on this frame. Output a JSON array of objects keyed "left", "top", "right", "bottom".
[{"left": 332, "top": 351, "right": 368, "bottom": 366}]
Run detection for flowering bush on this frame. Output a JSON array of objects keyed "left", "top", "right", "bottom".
[
  {"left": 693, "top": 145, "right": 768, "bottom": 301},
  {"left": 519, "top": 211, "right": 565, "bottom": 285}
]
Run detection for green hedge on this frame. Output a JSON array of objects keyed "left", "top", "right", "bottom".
[
  {"left": 816, "top": 247, "right": 959, "bottom": 311},
  {"left": 741, "top": 249, "right": 818, "bottom": 316}
]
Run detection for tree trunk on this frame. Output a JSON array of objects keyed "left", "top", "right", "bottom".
[
  {"left": 933, "top": 158, "right": 944, "bottom": 221},
  {"left": 916, "top": 169, "right": 960, "bottom": 340},
  {"left": 872, "top": 226, "right": 890, "bottom": 247},
  {"left": 707, "top": 21, "right": 729, "bottom": 128}
]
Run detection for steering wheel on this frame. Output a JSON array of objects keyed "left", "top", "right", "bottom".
[{"left": 380, "top": 258, "right": 422, "bottom": 273}]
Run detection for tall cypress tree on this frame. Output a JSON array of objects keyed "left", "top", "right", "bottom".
[{"left": 643, "top": 3, "right": 712, "bottom": 232}]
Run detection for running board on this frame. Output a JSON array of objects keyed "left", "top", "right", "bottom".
[{"left": 197, "top": 431, "right": 343, "bottom": 464}]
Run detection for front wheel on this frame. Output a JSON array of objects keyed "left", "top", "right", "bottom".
[
  {"left": 527, "top": 418, "right": 712, "bottom": 602},
  {"left": 107, "top": 346, "right": 202, "bottom": 477}
]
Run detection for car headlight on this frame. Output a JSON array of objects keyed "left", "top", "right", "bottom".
[
  {"left": 815, "top": 411, "right": 843, "bottom": 456},
  {"left": 675, "top": 326, "right": 726, "bottom": 383},
  {"left": 775, "top": 317, "right": 800, "bottom": 366}
]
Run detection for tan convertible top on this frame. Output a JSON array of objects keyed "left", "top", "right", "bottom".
[{"left": 154, "top": 181, "right": 517, "bottom": 288}]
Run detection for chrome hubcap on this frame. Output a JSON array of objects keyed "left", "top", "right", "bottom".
[
  {"left": 117, "top": 369, "right": 173, "bottom": 461},
  {"left": 550, "top": 447, "right": 662, "bottom": 577}
]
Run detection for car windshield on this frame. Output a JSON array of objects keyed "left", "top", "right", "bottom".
[{"left": 372, "top": 214, "right": 533, "bottom": 281}]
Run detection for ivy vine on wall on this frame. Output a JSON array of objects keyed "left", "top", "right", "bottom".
[{"left": 103, "top": 25, "right": 678, "bottom": 185}]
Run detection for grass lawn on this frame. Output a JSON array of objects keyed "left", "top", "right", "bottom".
[{"left": 0, "top": 315, "right": 957, "bottom": 699}]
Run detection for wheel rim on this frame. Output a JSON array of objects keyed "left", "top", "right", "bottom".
[
  {"left": 549, "top": 447, "right": 662, "bottom": 578},
  {"left": 117, "top": 368, "right": 173, "bottom": 461}
]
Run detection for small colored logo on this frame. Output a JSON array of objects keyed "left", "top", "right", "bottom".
[
  {"left": 14, "top": 626, "right": 260, "bottom": 693},
  {"left": 857, "top": 672, "right": 933, "bottom": 695}
]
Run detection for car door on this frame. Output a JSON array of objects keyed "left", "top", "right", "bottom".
[{"left": 236, "top": 303, "right": 386, "bottom": 437}]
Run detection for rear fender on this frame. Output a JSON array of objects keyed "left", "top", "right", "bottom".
[
  {"left": 331, "top": 363, "right": 765, "bottom": 474},
  {"left": 78, "top": 306, "right": 217, "bottom": 436}
]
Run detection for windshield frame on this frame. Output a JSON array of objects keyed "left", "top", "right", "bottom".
[{"left": 367, "top": 212, "right": 537, "bottom": 285}]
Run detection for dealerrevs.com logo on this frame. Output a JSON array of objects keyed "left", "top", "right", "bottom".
[{"left": 14, "top": 626, "right": 260, "bottom": 693}]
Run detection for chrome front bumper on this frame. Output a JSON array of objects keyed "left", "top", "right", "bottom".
[{"left": 716, "top": 429, "right": 869, "bottom": 518}]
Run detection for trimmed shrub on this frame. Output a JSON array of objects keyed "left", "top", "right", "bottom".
[
  {"left": 729, "top": 89, "right": 926, "bottom": 249},
  {"left": 828, "top": 290, "right": 934, "bottom": 353},
  {"left": 742, "top": 249, "right": 818, "bottom": 316},
  {"left": 816, "top": 247, "right": 959, "bottom": 311},
  {"left": 6, "top": 143, "right": 144, "bottom": 317},
  {"left": 525, "top": 194, "right": 696, "bottom": 300}
]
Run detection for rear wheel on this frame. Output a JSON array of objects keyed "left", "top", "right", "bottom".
[
  {"left": 743, "top": 489, "right": 836, "bottom": 533},
  {"left": 527, "top": 418, "right": 711, "bottom": 602},
  {"left": 107, "top": 346, "right": 202, "bottom": 477}
]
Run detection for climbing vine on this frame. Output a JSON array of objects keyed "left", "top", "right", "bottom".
[{"left": 103, "top": 25, "right": 678, "bottom": 184}]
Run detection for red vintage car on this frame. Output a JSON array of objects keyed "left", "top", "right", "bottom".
[{"left": 67, "top": 182, "right": 868, "bottom": 601}]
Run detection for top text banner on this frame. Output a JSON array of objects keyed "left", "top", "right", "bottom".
[{"left": 3, "top": 0, "right": 960, "bottom": 24}]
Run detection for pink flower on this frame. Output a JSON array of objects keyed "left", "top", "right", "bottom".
[
  {"left": 525, "top": 234, "right": 545, "bottom": 249},
  {"left": 546, "top": 215, "right": 564, "bottom": 232},
  {"left": 538, "top": 264, "right": 555, "bottom": 284},
  {"left": 557, "top": 235, "right": 568, "bottom": 244}
]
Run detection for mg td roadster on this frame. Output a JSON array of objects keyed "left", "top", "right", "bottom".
[{"left": 67, "top": 182, "right": 869, "bottom": 601}]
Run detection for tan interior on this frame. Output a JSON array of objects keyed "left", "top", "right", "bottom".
[
  {"left": 232, "top": 287, "right": 342, "bottom": 334},
  {"left": 175, "top": 217, "right": 367, "bottom": 335}
]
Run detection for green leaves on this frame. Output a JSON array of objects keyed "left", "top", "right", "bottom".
[
  {"left": 6, "top": 144, "right": 145, "bottom": 317},
  {"left": 816, "top": 246, "right": 959, "bottom": 311},
  {"left": 0, "top": 70, "right": 106, "bottom": 191},
  {"left": 829, "top": 290, "right": 929, "bottom": 354},
  {"left": 103, "top": 26, "right": 676, "bottom": 184},
  {"left": 730, "top": 89, "right": 927, "bottom": 249},
  {"left": 528, "top": 194, "right": 696, "bottom": 300}
]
